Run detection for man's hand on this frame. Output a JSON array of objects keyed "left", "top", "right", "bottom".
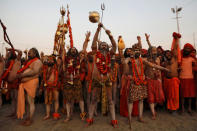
[
  {"left": 18, "top": 51, "right": 22, "bottom": 57},
  {"left": 16, "top": 73, "right": 22, "bottom": 79},
  {"left": 137, "top": 36, "right": 141, "bottom": 41},
  {"left": 98, "top": 23, "right": 103, "bottom": 29},
  {"left": 24, "top": 49, "right": 28, "bottom": 54},
  {"left": 145, "top": 33, "right": 150, "bottom": 40}
]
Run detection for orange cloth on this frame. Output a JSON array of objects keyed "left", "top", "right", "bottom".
[
  {"left": 164, "top": 77, "right": 180, "bottom": 110},
  {"left": 17, "top": 78, "right": 39, "bottom": 119}
]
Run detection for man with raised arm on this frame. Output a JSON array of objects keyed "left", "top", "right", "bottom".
[
  {"left": 127, "top": 36, "right": 169, "bottom": 130},
  {"left": 0, "top": 48, "right": 22, "bottom": 117},
  {"left": 62, "top": 32, "right": 90, "bottom": 122},
  {"left": 163, "top": 32, "right": 181, "bottom": 114},
  {"left": 86, "top": 23, "right": 118, "bottom": 127},
  {"left": 144, "top": 33, "right": 165, "bottom": 120}
]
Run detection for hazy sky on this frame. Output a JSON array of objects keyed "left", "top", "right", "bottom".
[{"left": 0, "top": 0, "right": 197, "bottom": 55}]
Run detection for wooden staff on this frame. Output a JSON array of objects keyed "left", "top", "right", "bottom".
[{"left": 0, "top": 19, "right": 14, "bottom": 49}]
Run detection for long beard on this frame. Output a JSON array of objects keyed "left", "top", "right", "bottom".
[
  {"left": 100, "top": 49, "right": 107, "bottom": 55},
  {"left": 135, "top": 53, "right": 140, "bottom": 58},
  {"left": 183, "top": 51, "right": 190, "bottom": 57},
  {"left": 88, "top": 56, "right": 93, "bottom": 63},
  {"left": 48, "top": 63, "right": 54, "bottom": 67},
  {"left": 71, "top": 53, "right": 77, "bottom": 58},
  {"left": 111, "top": 60, "right": 115, "bottom": 68},
  {"left": 166, "top": 57, "right": 171, "bottom": 61},
  {"left": 152, "top": 54, "right": 157, "bottom": 61},
  {"left": 28, "top": 56, "right": 34, "bottom": 60}
]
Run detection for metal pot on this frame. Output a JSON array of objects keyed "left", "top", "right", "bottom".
[{"left": 89, "top": 11, "right": 100, "bottom": 23}]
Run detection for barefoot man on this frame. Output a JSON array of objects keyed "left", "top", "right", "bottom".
[
  {"left": 41, "top": 55, "right": 60, "bottom": 120},
  {"left": 86, "top": 23, "right": 118, "bottom": 127},
  {"left": 145, "top": 34, "right": 165, "bottom": 120},
  {"left": 180, "top": 43, "right": 197, "bottom": 114},
  {"left": 163, "top": 32, "right": 181, "bottom": 114},
  {"left": 127, "top": 36, "right": 169, "bottom": 130},
  {"left": 16, "top": 48, "right": 42, "bottom": 126}
]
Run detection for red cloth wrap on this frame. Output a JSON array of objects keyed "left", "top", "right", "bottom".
[
  {"left": 147, "top": 78, "right": 165, "bottom": 104},
  {"left": 180, "top": 79, "right": 196, "bottom": 98},
  {"left": 120, "top": 75, "right": 139, "bottom": 117}
]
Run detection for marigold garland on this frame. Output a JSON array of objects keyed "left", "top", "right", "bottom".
[
  {"left": 0, "top": 60, "right": 15, "bottom": 85},
  {"left": 131, "top": 58, "right": 147, "bottom": 85},
  {"left": 95, "top": 51, "right": 111, "bottom": 75},
  {"left": 43, "top": 64, "right": 58, "bottom": 87},
  {"left": 66, "top": 57, "right": 80, "bottom": 76},
  {"left": 17, "top": 57, "right": 38, "bottom": 74}
]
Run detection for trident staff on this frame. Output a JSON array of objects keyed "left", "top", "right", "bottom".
[
  {"left": 89, "top": 4, "right": 107, "bottom": 31},
  {"left": 99, "top": 3, "right": 105, "bottom": 40}
]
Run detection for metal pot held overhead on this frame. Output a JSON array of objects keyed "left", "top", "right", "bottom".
[{"left": 89, "top": 11, "right": 100, "bottom": 23}]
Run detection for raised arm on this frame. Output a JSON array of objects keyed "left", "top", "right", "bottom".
[
  {"left": 105, "top": 30, "right": 116, "bottom": 54},
  {"left": 82, "top": 31, "right": 91, "bottom": 53},
  {"left": 91, "top": 23, "right": 102, "bottom": 53},
  {"left": 24, "top": 49, "right": 28, "bottom": 61},
  {"left": 137, "top": 36, "right": 142, "bottom": 49},
  {"left": 7, "top": 48, "right": 22, "bottom": 61},
  {"left": 145, "top": 33, "right": 152, "bottom": 47},
  {"left": 172, "top": 32, "right": 181, "bottom": 59},
  {"left": 62, "top": 48, "right": 66, "bottom": 71}
]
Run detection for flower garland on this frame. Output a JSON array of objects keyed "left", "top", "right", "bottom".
[
  {"left": 131, "top": 58, "right": 146, "bottom": 85},
  {"left": 95, "top": 51, "right": 111, "bottom": 75},
  {"left": 67, "top": 9, "right": 73, "bottom": 48},
  {"left": 17, "top": 57, "right": 38, "bottom": 74},
  {"left": 43, "top": 64, "right": 58, "bottom": 87},
  {"left": 66, "top": 57, "right": 80, "bottom": 76},
  {"left": 0, "top": 60, "right": 15, "bottom": 85},
  {"left": 110, "top": 63, "right": 118, "bottom": 82}
]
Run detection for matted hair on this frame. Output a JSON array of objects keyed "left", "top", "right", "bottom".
[{"left": 30, "top": 47, "right": 40, "bottom": 59}]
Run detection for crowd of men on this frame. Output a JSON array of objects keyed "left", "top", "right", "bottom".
[{"left": 0, "top": 23, "right": 197, "bottom": 130}]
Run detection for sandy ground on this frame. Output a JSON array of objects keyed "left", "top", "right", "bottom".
[{"left": 0, "top": 104, "right": 197, "bottom": 131}]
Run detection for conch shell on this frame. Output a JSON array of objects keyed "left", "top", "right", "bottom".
[
  {"left": 118, "top": 36, "right": 125, "bottom": 50},
  {"left": 89, "top": 11, "right": 100, "bottom": 23}
]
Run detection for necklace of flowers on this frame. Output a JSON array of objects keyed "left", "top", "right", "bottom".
[
  {"left": 95, "top": 51, "right": 111, "bottom": 75},
  {"left": 43, "top": 64, "right": 58, "bottom": 87},
  {"left": 66, "top": 57, "right": 80, "bottom": 75},
  {"left": 131, "top": 57, "right": 146, "bottom": 85},
  {"left": 0, "top": 60, "right": 15, "bottom": 85}
]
